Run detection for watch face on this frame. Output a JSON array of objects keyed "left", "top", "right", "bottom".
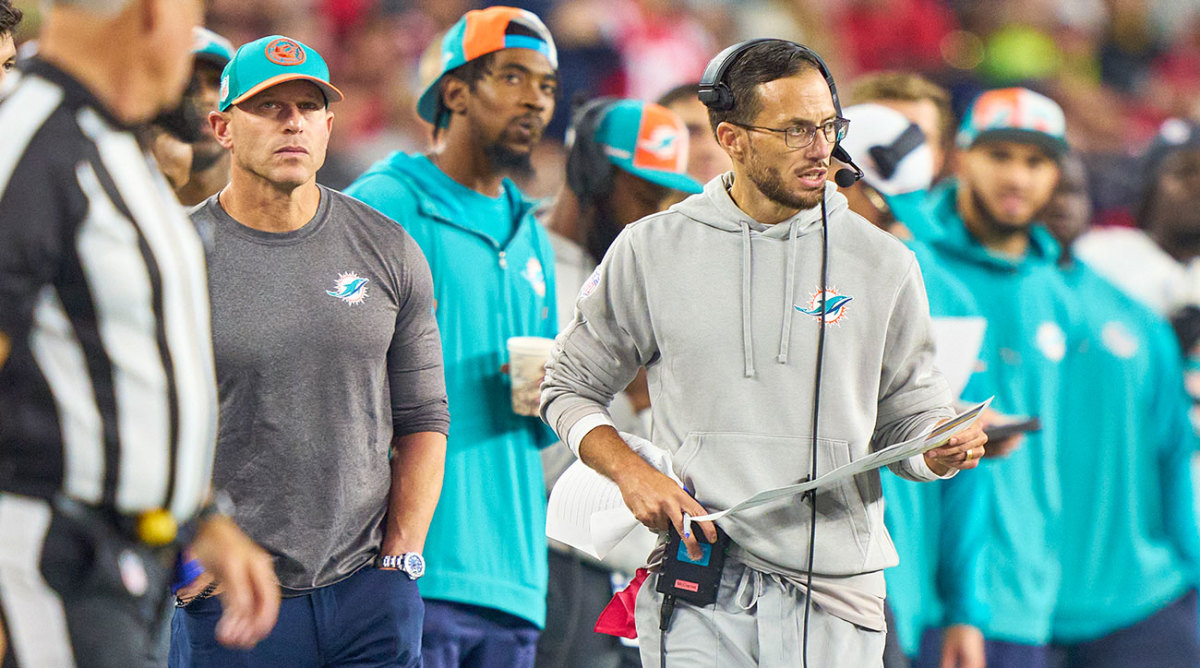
[{"left": 402, "top": 553, "right": 425, "bottom": 578}]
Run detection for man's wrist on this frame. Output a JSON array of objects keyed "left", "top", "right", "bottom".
[
  {"left": 923, "top": 453, "right": 951, "bottom": 477},
  {"left": 379, "top": 552, "right": 425, "bottom": 579},
  {"left": 197, "top": 490, "right": 235, "bottom": 523}
]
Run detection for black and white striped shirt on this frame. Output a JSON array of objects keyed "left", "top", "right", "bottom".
[{"left": 0, "top": 59, "right": 218, "bottom": 522}]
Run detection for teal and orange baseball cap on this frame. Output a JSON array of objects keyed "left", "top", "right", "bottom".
[
  {"left": 219, "top": 35, "right": 344, "bottom": 111},
  {"left": 192, "top": 27, "right": 234, "bottom": 69},
  {"left": 417, "top": 7, "right": 557, "bottom": 126},
  {"left": 956, "top": 87, "right": 1068, "bottom": 158},
  {"left": 594, "top": 100, "right": 703, "bottom": 194}
]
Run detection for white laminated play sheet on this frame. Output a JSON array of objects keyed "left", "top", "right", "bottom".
[{"left": 545, "top": 399, "right": 991, "bottom": 559}]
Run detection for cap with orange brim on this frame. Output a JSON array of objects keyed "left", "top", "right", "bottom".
[{"left": 219, "top": 35, "right": 344, "bottom": 111}]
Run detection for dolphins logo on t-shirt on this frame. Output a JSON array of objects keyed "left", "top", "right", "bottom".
[{"left": 327, "top": 272, "right": 369, "bottom": 305}]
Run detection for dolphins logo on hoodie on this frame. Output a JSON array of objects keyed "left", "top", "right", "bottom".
[
  {"left": 796, "top": 289, "right": 853, "bottom": 324},
  {"left": 327, "top": 272, "right": 369, "bottom": 305}
]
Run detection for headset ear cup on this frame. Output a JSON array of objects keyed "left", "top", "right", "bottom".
[{"left": 699, "top": 82, "right": 734, "bottom": 111}]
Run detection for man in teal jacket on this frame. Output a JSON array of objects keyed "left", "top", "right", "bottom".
[
  {"left": 344, "top": 7, "right": 559, "bottom": 667},
  {"left": 838, "top": 101, "right": 992, "bottom": 668},
  {"left": 1043, "top": 155, "right": 1200, "bottom": 667},
  {"left": 924, "top": 87, "right": 1080, "bottom": 667}
]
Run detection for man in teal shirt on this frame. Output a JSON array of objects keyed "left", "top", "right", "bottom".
[
  {"left": 838, "top": 100, "right": 992, "bottom": 668},
  {"left": 924, "top": 88, "right": 1079, "bottom": 667},
  {"left": 345, "top": 7, "right": 559, "bottom": 666},
  {"left": 1043, "top": 155, "right": 1200, "bottom": 667}
]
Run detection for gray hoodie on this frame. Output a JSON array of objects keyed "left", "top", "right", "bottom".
[{"left": 540, "top": 176, "right": 953, "bottom": 617}]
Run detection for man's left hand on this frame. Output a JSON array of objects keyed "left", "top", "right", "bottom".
[
  {"left": 190, "top": 515, "right": 280, "bottom": 649},
  {"left": 923, "top": 422, "right": 987, "bottom": 476}
]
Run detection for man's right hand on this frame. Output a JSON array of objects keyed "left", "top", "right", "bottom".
[
  {"left": 189, "top": 515, "right": 280, "bottom": 649},
  {"left": 612, "top": 464, "right": 716, "bottom": 560},
  {"left": 576, "top": 424, "right": 719, "bottom": 560}
]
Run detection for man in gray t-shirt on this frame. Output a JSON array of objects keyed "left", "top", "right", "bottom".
[{"left": 171, "top": 36, "right": 448, "bottom": 668}]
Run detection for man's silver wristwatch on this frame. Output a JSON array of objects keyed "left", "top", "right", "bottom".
[{"left": 380, "top": 552, "right": 425, "bottom": 580}]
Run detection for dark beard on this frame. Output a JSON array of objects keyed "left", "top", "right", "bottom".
[
  {"left": 745, "top": 146, "right": 824, "bottom": 211},
  {"left": 970, "top": 189, "right": 1035, "bottom": 237},
  {"left": 484, "top": 140, "right": 534, "bottom": 180},
  {"left": 190, "top": 142, "right": 226, "bottom": 172},
  {"left": 150, "top": 98, "right": 205, "bottom": 144}
]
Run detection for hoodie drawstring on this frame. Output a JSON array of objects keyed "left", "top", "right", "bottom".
[
  {"left": 777, "top": 219, "right": 799, "bottom": 364},
  {"left": 740, "top": 222, "right": 755, "bottom": 377}
]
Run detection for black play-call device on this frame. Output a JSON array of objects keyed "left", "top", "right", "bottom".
[{"left": 656, "top": 520, "right": 730, "bottom": 607}]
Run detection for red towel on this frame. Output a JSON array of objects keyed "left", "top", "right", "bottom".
[{"left": 593, "top": 568, "right": 649, "bottom": 639}]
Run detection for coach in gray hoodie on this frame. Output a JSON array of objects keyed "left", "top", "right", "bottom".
[{"left": 539, "top": 40, "right": 987, "bottom": 667}]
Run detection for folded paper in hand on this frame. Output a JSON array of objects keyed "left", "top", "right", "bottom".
[{"left": 545, "top": 399, "right": 991, "bottom": 560}]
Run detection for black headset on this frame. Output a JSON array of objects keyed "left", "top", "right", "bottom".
[
  {"left": 564, "top": 97, "right": 619, "bottom": 199},
  {"left": 698, "top": 38, "right": 863, "bottom": 186}
]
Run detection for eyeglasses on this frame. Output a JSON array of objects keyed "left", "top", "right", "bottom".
[{"left": 729, "top": 118, "right": 850, "bottom": 149}]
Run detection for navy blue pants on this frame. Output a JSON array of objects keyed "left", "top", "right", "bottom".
[
  {"left": 422, "top": 599, "right": 540, "bottom": 668},
  {"left": 913, "top": 630, "right": 1050, "bottom": 668},
  {"left": 171, "top": 565, "right": 423, "bottom": 667},
  {"left": 1051, "top": 590, "right": 1200, "bottom": 668}
]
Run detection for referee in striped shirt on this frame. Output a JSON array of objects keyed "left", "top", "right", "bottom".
[{"left": 0, "top": 1, "right": 279, "bottom": 666}]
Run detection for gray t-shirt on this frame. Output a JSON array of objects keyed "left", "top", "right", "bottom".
[{"left": 195, "top": 186, "right": 449, "bottom": 593}]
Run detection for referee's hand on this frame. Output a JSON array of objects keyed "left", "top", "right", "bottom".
[{"left": 191, "top": 515, "right": 281, "bottom": 648}]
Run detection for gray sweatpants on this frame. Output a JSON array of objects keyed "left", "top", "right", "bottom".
[{"left": 635, "top": 562, "right": 884, "bottom": 668}]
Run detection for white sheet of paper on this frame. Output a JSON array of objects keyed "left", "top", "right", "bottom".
[
  {"left": 545, "top": 400, "right": 991, "bottom": 558},
  {"left": 685, "top": 398, "right": 992, "bottom": 530},
  {"left": 931, "top": 317, "right": 987, "bottom": 397},
  {"left": 544, "top": 432, "right": 679, "bottom": 560}
]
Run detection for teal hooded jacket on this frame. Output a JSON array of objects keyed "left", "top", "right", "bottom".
[
  {"left": 346, "top": 152, "right": 557, "bottom": 628},
  {"left": 880, "top": 195, "right": 993, "bottom": 655},
  {"left": 1052, "top": 256, "right": 1200, "bottom": 642},
  {"left": 924, "top": 182, "right": 1081, "bottom": 644}
]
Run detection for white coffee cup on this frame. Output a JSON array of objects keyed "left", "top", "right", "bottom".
[{"left": 507, "top": 336, "right": 557, "bottom": 417}]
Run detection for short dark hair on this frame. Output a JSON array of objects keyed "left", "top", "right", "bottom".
[
  {"left": 706, "top": 41, "right": 822, "bottom": 133},
  {"left": 0, "top": 0, "right": 23, "bottom": 36},
  {"left": 432, "top": 52, "right": 498, "bottom": 135},
  {"left": 657, "top": 83, "right": 699, "bottom": 109}
]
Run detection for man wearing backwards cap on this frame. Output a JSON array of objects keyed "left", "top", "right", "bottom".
[
  {"left": 345, "top": 8, "right": 558, "bottom": 666},
  {"left": 836, "top": 102, "right": 993, "bottom": 668},
  {"left": 537, "top": 97, "right": 700, "bottom": 668},
  {"left": 172, "top": 35, "right": 450, "bottom": 668},
  {"left": 923, "top": 87, "right": 1081, "bottom": 667}
]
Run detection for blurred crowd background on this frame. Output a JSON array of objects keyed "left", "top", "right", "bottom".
[{"left": 12, "top": 0, "right": 1200, "bottom": 223}]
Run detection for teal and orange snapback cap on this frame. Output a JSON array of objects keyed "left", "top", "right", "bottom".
[
  {"left": 417, "top": 7, "right": 557, "bottom": 125},
  {"left": 192, "top": 27, "right": 234, "bottom": 68},
  {"left": 594, "top": 100, "right": 703, "bottom": 194},
  {"left": 956, "top": 87, "right": 1068, "bottom": 158},
  {"left": 219, "top": 35, "right": 344, "bottom": 111}
]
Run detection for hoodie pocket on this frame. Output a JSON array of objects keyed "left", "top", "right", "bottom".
[{"left": 673, "top": 432, "right": 874, "bottom": 574}]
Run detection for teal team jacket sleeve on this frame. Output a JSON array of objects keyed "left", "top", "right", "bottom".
[
  {"left": 1151, "top": 317, "right": 1200, "bottom": 585},
  {"left": 938, "top": 469, "right": 990, "bottom": 627}
]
